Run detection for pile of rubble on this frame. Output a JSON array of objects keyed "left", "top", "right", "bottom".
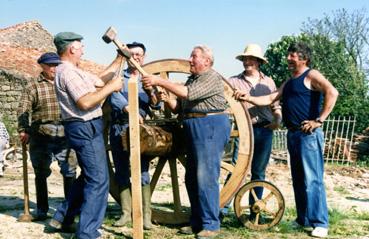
[{"left": 351, "top": 126, "right": 369, "bottom": 161}]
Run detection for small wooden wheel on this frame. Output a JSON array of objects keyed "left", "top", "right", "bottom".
[{"left": 234, "top": 180, "right": 285, "bottom": 230}]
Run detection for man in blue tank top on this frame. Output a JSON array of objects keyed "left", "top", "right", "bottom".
[{"left": 233, "top": 42, "right": 339, "bottom": 238}]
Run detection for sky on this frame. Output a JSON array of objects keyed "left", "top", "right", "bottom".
[{"left": 1, "top": 0, "right": 369, "bottom": 77}]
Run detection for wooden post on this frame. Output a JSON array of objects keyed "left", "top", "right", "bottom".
[{"left": 128, "top": 76, "right": 143, "bottom": 239}]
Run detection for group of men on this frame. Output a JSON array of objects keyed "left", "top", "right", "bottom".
[{"left": 15, "top": 29, "right": 338, "bottom": 239}]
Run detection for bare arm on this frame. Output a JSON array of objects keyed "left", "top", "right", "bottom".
[
  {"left": 309, "top": 70, "right": 339, "bottom": 121},
  {"left": 156, "top": 91, "right": 181, "bottom": 114},
  {"left": 77, "top": 76, "right": 123, "bottom": 110},
  {"left": 301, "top": 69, "right": 339, "bottom": 133},
  {"left": 99, "top": 54, "right": 125, "bottom": 83},
  {"left": 142, "top": 75, "right": 188, "bottom": 99},
  {"left": 266, "top": 108, "right": 282, "bottom": 130},
  {"left": 235, "top": 82, "right": 287, "bottom": 106}
]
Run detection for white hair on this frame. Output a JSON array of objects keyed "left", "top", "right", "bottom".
[{"left": 194, "top": 45, "right": 214, "bottom": 66}]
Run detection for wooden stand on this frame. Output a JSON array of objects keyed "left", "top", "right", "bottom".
[{"left": 128, "top": 76, "right": 143, "bottom": 239}]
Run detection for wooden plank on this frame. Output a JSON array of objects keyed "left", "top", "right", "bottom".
[
  {"left": 168, "top": 158, "right": 181, "bottom": 213},
  {"left": 128, "top": 76, "right": 143, "bottom": 239}
]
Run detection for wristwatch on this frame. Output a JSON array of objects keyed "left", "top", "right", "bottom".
[{"left": 315, "top": 117, "right": 324, "bottom": 124}]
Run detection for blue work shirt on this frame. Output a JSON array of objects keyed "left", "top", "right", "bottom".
[{"left": 109, "top": 69, "right": 159, "bottom": 123}]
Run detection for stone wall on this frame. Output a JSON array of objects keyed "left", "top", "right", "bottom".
[{"left": 0, "top": 69, "right": 29, "bottom": 137}]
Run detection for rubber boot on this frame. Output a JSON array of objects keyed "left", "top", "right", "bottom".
[
  {"left": 142, "top": 185, "right": 153, "bottom": 230},
  {"left": 114, "top": 186, "right": 132, "bottom": 227},
  {"left": 63, "top": 176, "right": 76, "bottom": 198},
  {"left": 34, "top": 176, "right": 48, "bottom": 220}
]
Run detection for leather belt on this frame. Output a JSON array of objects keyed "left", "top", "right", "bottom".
[{"left": 184, "top": 111, "right": 228, "bottom": 119}]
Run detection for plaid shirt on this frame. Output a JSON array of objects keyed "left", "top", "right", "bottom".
[
  {"left": 228, "top": 71, "right": 280, "bottom": 124},
  {"left": 182, "top": 68, "right": 228, "bottom": 113},
  {"left": 55, "top": 61, "right": 102, "bottom": 121},
  {"left": 0, "top": 122, "right": 9, "bottom": 143},
  {"left": 17, "top": 73, "right": 61, "bottom": 133}
]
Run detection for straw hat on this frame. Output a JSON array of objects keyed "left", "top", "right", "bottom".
[{"left": 236, "top": 43, "right": 268, "bottom": 64}]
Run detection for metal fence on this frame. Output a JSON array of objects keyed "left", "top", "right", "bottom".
[{"left": 271, "top": 116, "right": 356, "bottom": 165}]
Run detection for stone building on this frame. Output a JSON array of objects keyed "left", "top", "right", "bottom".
[{"left": 0, "top": 20, "right": 104, "bottom": 140}]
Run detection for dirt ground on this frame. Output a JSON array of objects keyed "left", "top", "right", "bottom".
[{"left": 0, "top": 157, "right": 368, "bottom": 239}]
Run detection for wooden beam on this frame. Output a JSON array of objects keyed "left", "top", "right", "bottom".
[{"left": 128, "top": 76, "right": 143, "bottom": 239}]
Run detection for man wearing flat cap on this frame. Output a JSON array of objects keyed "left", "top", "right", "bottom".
[
  {"left": 17, "top": 52, "right": 77, "bottom": 221},
  {"left": 108, "top": 41, "right": 159, "bottom": 230},
  {"left": 224, "top": 44, "right": 282, "bottom": 219},
  {"left": 49, "top": 32, "right": 124, "bottom": 239}
]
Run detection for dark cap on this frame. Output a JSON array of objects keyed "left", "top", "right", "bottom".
[
  {"left": 54, "top": 32, "right": 84, "bottom": 53},
  {"left": 127, "top": 41, "right": 146, "bottom": 53},
  {"left": 37, "top": 52, "right": 61, "bottom": 65}
]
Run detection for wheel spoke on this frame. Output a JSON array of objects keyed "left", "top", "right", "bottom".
[
  {"left": 250, "top": 188, "right": 258, "bottom": 202},
  {"left": 240, "top": 205, "right": 251, "bottom": 212},
  {"left": 262, "top": 192, "right": 274, "bottom": 203},
  {"left": 262, "top": 208, "right": 276, "bottom": 217},
  {"left": 254, "top": 213, "right": 260, "bottom": 225}
]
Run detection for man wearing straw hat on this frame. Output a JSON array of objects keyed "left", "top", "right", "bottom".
[
  {"left": 234, "top": 42, "right": 338, "bottom": 238},
  {"left": 224, "top": 44, "right": 282, "bottom": 218}
]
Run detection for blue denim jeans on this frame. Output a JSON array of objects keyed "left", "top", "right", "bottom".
[
  {"left": 53, "top": 118, "right": 109, "bottom": 239},
  {"left": 184, "top": 114, "right": 230, "bottom": 231},
  {"left": 287, "top": 128, "right": 328, "bottom": 228},
  {"left": 222, "top": 126, "right": 273, "bottom": 213},
  {"left": 109, "top": 123, "right": 151, "bottom": 187}
]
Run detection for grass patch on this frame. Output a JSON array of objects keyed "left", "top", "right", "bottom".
[
  {"left": 333, "top": 185, "right": 350, "bottom": 195},
  {"left": 156, "top": 183, "right": 172, "bottom": 191}
]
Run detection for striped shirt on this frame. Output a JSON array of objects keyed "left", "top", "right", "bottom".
[
  {"left": 55, "top": 61, "right": 102, "bottom": 121},
  {"left": 228, "top": 72, "right": 280, "bottom": 124},
  {"left": 17, "top": 73, "right": 61, "bottom": 133},
  {"left": 183, "top": 68, "right": 228, "bottom": 113}
]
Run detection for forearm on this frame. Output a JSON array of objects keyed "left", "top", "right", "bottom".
[
  {"left": 319, "top": 88, "right": 339, "bottom": 121},
  {"left": 164, "top": 99, "right": 180, "bottom": 113},
  {"left": 77, "top": 85, "right": 115, "bottom": 110},
  {"left": 99, "top": 55, "right": 125, "bottom": 83},
  {"left": 272, "top": 109, "right": 282, "bottom": 124},
  {"left": 157, "top": 80, "right": 188, "bottom": 99},
  {"left": 248, "top": 94, "right": 276, "bottom": 106}
]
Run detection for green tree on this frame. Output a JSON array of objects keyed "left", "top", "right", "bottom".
[{"left": 302, "top": 8, "right": 369, "bottom": 76}]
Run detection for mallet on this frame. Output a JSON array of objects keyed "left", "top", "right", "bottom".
[{"left": 102, "top": 26, "right": 163, "bottom": 93}]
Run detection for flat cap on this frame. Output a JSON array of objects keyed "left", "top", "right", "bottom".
[
  {"left": 54, "top": 32, "right": 83, "bottom": 53},
  {"left": 37, "top": 52, "right": 61, "bottom": 65}
]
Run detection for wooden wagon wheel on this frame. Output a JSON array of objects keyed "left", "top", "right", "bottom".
[
  {"left": 233, "top": 180, "right": 285, "bottom": 230},
  {"left": 139, "top": 59, "right": 254, "bottom": 225}
]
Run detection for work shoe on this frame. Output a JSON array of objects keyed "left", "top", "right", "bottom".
[
  {"left": 61, "top": 223, "right": 77, "bottom": 233},
  {"left": 196, "top": 229, "right": 220, "bottom": 239},
  {"left": 179, "top": 226, "right": 202, "bottom": 235},
  {"left": 290, "top": 220, "right": 313, "bottom": 231},
  {"left": 311, "top": 227, "right": 328, "bottom": 238},
  {"left": 179, "top": 226, "right": 194, "bottom": 235},
  {"left": 48, "top": 218, "right": 62, "bottom": 230}
]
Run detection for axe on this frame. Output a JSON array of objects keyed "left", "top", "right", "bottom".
[{"left": 102, "top": 26, "right": 163, "bottom": 93}]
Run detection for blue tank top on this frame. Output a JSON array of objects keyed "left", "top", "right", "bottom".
[{"left": 282, "top": 69, "right": 322, "bottom": 128}]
